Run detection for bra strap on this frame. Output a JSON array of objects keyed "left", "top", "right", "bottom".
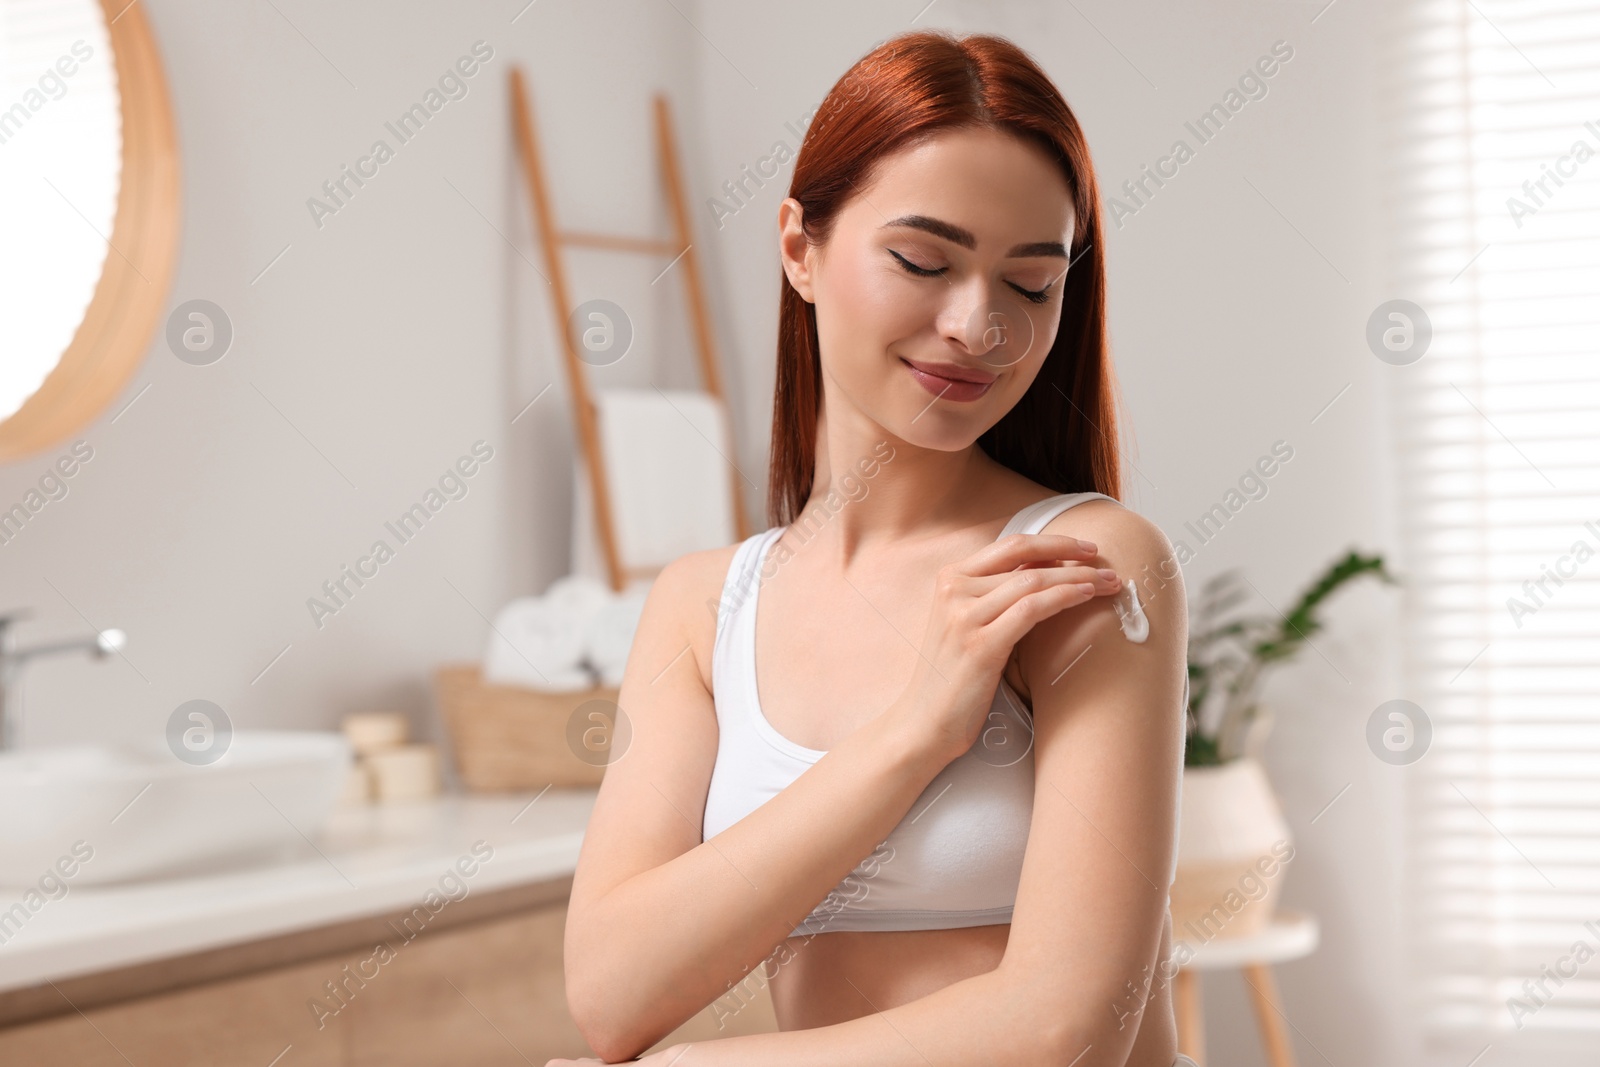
[{"left": 999, "top": 492, "right": 1119, "bottom": 541}]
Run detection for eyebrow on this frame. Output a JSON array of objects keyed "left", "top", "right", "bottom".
[{"left": 880, "top": 214, "right": 1070, "bottom": 259}]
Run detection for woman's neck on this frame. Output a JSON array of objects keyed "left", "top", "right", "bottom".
[{"left": 802, "top": 407, "right": 1015, "bottom": 568}]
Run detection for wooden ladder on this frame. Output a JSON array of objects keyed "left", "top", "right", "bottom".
[{"left": 508, "top": 66, "right": 750, "bottom": 592}]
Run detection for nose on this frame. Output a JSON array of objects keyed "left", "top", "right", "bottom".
[
  {"left": 941, "top": 282, "right": 1037, "bottom": 370},
  {"left": 939, "top": 277, "right": 1000, "bottom": 357}
]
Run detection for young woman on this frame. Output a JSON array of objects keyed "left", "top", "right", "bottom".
[{"left": 553, "top": 29, "right": 1193, "bottom": 1067}]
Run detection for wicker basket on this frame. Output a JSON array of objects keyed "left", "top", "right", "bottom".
[{"left": 433, "top": 663, "right": 620, "bottom": 791}]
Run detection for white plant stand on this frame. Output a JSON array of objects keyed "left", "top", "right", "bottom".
[{"left": 1173, "top": 909, "right": 1320, "bottom": 1067}]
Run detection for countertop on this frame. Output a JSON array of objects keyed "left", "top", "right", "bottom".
[{"left": 0, "top": 788, "right": 598, "bottom": 996}]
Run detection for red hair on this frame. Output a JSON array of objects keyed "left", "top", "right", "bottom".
[{"left": 768, "top": 29, "right": 1123, "bottom": 527}]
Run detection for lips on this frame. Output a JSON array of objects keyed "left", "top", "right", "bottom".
[
  {"left": 901, "top": 358, "right": 997, "bottom": 385},
  {"left": 900, "top": 358, "right": 996, "bottom": 402}
]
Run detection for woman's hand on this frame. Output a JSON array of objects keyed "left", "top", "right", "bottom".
[
  {"left": 898, "top": 532, "right": 1119, "bottom": 763},
  {"left": 544, "top": 1043, "right": 691, "bottom": 1066}
]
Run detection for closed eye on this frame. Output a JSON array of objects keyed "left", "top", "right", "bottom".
[
  {"left": 889, "top": 248, "right": 944, "bottom": 278},
  {"left": 889, "top": 250, "right": 1053, "bottom": 305},
  {"left": 1011, "top": 281, "right": 1052, "bottom": 305}
]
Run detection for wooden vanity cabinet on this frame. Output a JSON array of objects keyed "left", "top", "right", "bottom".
[{"left": 0, "top": 880, "right": 777, "bottom": 1065}]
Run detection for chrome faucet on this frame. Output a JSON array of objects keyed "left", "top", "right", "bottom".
[{"left": 0, "top": 609, "right": 126, "bottom": 751}]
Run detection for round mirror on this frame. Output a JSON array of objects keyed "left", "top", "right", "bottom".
[{"left": 0, "top": 0, "right": 179, "bottom": 462}]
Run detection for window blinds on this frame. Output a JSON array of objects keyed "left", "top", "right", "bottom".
[{"left": 1387, "top": 0, "right": 1600, "bottom": 1054}]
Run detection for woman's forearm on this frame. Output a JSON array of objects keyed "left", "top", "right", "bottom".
[
  {"left": 566, "top": 699, "right": 954, "bottom": 1061},
  {"left": 652, "top": 965, "right": 1073, "bottom": 1067}
]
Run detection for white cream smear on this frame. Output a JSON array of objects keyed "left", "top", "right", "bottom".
[{"left": 1112, "top": 579, "right": 1150, "bottom": 643}]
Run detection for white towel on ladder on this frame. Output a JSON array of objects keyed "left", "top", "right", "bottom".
[{"left": 570, "top": 387, "right": 740, "bottom": 589}]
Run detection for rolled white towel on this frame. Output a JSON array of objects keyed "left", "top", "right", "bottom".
[
  {"left": 483, "top": 595, "right": 596, "bottom": 692},
  {"left": 584, "top": 586, "right": 650, "bottom": 688},
  {"left": 545, "top": 573, "right": 613, "bottom": 622}
]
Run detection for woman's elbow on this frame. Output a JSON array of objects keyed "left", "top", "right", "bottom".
[
  {"left": 993, "top": 969, "right": 1136, "bottom": 1067},
  {"left": 564, "top": 917, "right": 627, "bottom": 1051},
  {"left": 564, "top": 921, "right": 691, "bottom": 1059},
  {"left": 565, "top": 957, "right": 653, "bottom": 1063},
  {"left": 567, "top": 988, "right": 653, "bottom": 1065}
]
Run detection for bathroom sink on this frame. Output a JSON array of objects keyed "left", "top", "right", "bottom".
[{"left": 0, "top": 731, "right": 352, "bottom": 887}]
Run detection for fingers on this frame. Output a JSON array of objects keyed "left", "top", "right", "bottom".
[
  {"left": 954, "top": 533, "right": 1100, "bottom": 578},
  {"left": 970, "top": 563, "right": 1121, "bottom": 627},
  {"left": 985, "top": 575, "right": 1110, "bottom": 647}
]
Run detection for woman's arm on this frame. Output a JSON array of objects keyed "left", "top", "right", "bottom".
[
  {"left": 564, "top": 548, "right": 957, "bottom": 1062},
  {"left": 593, "top": 504, "right": 1187, "bottom": 1067}
]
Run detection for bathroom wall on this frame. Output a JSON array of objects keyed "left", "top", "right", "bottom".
[
  {"left": 0, "top": 0, "right": 692, "bottom": 747},
  {"left": 0, "top": 1, "right": 1410, "bottom": 1064}
]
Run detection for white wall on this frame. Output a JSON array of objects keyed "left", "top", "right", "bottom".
[
  {"left": 0, "top": 0, "right": 695, "bottom": 749},
  {"left": 0, "top": 0, "right": 1413, "bottom": 1063}
]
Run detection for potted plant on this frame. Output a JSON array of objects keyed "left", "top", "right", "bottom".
[{"left": 1170, "top": 550, "right": 1398, "bottom": 942}]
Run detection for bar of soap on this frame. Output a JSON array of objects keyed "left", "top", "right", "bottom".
[
  {"left": 342, "top": 712, "right": 409, "bottom": 755},
  {"left": 337, "top": 761, "right": 373, "bottom": 805},
  {"left": 366, "top": 743, "right": 442, "bottom": 803}
]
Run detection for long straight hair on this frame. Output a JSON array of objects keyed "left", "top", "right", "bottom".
[{"left": 768, "top": 30, "right": 1123, "bottom": 527}]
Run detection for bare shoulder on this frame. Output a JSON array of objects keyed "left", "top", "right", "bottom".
[
  {"left": 1036, "top": 498, "right": 1177, "bottom": 573},
  {"left": 650, "top": 540, "right": 743, "bottom": 612},
  {"left": 1015, "top": 499, "right": 1187, "bottom": 695},
  {"left": 643, "top": 541, "right": 745, "bottom": 692}
]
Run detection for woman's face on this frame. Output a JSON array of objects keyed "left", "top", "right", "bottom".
[{"left": 780, "top": 126, "right": 1077, "bottom": 451}]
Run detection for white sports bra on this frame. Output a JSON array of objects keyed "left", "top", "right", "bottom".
[{"left": 700, "top": 492, "right": 1182, "bottom": 937}]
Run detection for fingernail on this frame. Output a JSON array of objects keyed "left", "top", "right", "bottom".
[
  {"left": 1098, "top": 568, "right": 1118, "bottom": 581},
  {"left": 1077, "top": 539, "right": 1098, "bottom": 551}
]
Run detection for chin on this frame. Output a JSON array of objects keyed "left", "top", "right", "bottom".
[{"left": 890, "top": 410, "right": 992, "bottom": 453}]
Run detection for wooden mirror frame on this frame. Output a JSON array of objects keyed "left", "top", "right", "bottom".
[{"left": 0, "top": 0, "right": 180, "bottom": 462}]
